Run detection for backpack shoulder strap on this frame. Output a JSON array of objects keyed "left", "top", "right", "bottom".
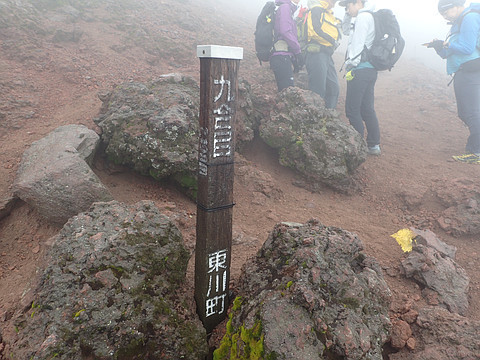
[
  {"left": 310, "top": 4, "right": 326, "bottom": 11},
  {"left": 457, "top": 8, "right": 480, "bottom": 27},
  {"left": 310, "top": 4, "right": 326, "bottom": 19},
  {"left": 459, "top": 9, "right": 480, "bottom": 48},
  {"left": 346, "top": 11, "right": 376, "bottom": 64}
]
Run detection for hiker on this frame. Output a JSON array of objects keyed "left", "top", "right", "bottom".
[
  {"left": 340, "top": 0, "right": 381, "bottom": 155},
  {"left": 427, "top": 0, "right": 480, "bottom": 163},
  {"left": 303, "top": 0, "right": 341, "bottom": 109},
  {"left": 270, "top": 0, "right": 303, "bottom": 91}
]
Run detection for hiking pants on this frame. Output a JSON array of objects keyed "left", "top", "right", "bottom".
[
  {"left": 345, "top": 68, "right": 380, "bottom": 148},
  {"left": 306, "top": 51, "right": 339, "bottom": 109},
  {"left": 270, "top": 55, "right": 294, "bottom": 91},
  {"left": 454, "top": 69, "right": 480, "bottom": 154}
]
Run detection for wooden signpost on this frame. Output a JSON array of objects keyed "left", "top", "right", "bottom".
[{"left": 195, "top": 45, "right": 243, "bottom": 333}]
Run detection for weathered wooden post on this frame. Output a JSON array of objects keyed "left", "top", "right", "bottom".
[{"left": 195, "top": 45, "right": 243, "bottom": 333}]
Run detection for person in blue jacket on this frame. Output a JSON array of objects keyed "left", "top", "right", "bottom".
[
  {"left": 271, "top": 0, "right": 303, "bottom": 91},
  {"left": 428, "top": 0, "right": 480, "bottom": 163}
]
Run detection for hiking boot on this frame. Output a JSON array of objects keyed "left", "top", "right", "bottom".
[
  {"left": 367, "top": 145, "right": 381, "bottom": 156},
  {"left": 452, "top": 153, "right": 480, "bottom": 164}
]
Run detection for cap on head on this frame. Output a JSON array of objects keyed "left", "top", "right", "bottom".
[
  {"left": 339, "top": 0, "right": 358, "bottom": 7},
  {"left": 437, "top": 0, "right": 465, "bottom": 13}
]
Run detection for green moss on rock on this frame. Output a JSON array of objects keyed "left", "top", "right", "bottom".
[{"left": 213, "top": 297, "right": 268, "bottom": 360}]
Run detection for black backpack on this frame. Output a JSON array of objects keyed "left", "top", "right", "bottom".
[
  {"left": 254, "top": 1, "right": 276, "bottom": 64},
  {"left": 365, "top": 9, "right": 405, "bottom": 71}
]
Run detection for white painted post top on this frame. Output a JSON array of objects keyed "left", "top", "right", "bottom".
[{"left": 197, "top": 45, "right": 243, "bottom": 60}]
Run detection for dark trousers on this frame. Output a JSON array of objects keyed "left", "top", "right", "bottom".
[
  {"left": 454, "top": 69, "right": 480, "bottom": 154},
  {"left": 306, "top": 51, "right": 339, "bottom": 109},
  {"left": 345, "top": 68, "right": 380, "bottom": 147},
  {"left": 270, "top": 55, "right": 294, "bottom": 91}
]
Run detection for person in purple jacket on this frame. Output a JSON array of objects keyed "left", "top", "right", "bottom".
[{"left": 271, "top": 0, "right": 303, "bottom": 91}]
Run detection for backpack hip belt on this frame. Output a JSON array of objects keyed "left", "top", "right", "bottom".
[{"left": 273, "top": 39, "right": 289, "bottom": 52}]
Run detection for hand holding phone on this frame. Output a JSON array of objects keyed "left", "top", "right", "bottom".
[{"left": 422, "top": 40, "right": 445, "bottom": 51}]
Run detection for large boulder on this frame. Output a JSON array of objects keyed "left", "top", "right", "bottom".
[
  {"left": 94, "top": 75, "right": 262, "bottom": 195},
  {"left": 9, "top": 200, "right": 208, "bottom": 360},
  {"left": 215, "top": 220, "right": 391, "bottom": 360},
  {"left": 259, "top": 87, "right": 367, "bottom": 192},
  {"left": 13, "top": 124, "right": 113, "bottom": 225},
  {"left": 94, "top": 74, "right": 201, "bottom": 194}
]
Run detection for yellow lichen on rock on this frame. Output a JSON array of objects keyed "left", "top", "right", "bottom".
[{"left": 391, "top": 229, "right": 416, "bottom": 253}]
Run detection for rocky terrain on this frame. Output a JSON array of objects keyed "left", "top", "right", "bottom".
[{"left": 1, "top": 0, "right": 480, "bottom": 359}]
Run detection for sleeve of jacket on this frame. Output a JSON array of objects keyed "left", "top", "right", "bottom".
[
  {"left": 311, "top": 7, "right": 336, "bottom": 45},
  {"left": 447, "top": 13, "right": 480, "bottom": 55},
  {"left": 436, "top": 48, "right": 448, "bottom": 59},
  {"left": 275, "top": 4, "right": 301, "bottom": 54},
  {"left": 346, "top": 12, "right": 372, "bottom": 68}
]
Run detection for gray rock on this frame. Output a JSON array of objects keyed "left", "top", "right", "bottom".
[
  {"left": 13, "top": 124, "right": 113, "bottom": 225},
  {"left": 218, "top": 219, "right": 391, "bottom": 360},
  {"left": 10, "top": 200, "right": 208, "bottom": 360},
  {"left": 402, "top": 244, "right": 470, "bottom": 315},
  {"left": 411, "top": 228, "right": 457, "bottom": 259},
  {"left": 259, "top": 87, "right": 367, "bottom": 192},
  {"left": 94, "top": 75, "right": 200, "bottom": 194}
]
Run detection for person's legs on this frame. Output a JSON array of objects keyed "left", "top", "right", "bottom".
[
  {"left": 324, "top": 56, "right": 339, "bottom": 109},
  {"left": 454, "top": 70, "right": 480, "bottom": 154},
  {"left": 270, "top": 55, "right": 294, "bottom": 91},
  {"left": 306, "top": 52, "right": 328, "bottom": 99},
  {"left": 360, "top": 69, "right": 380, "bottom": 148},
  {"left": 345, "top": 69, "right": 370, "bottom": 136}
]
